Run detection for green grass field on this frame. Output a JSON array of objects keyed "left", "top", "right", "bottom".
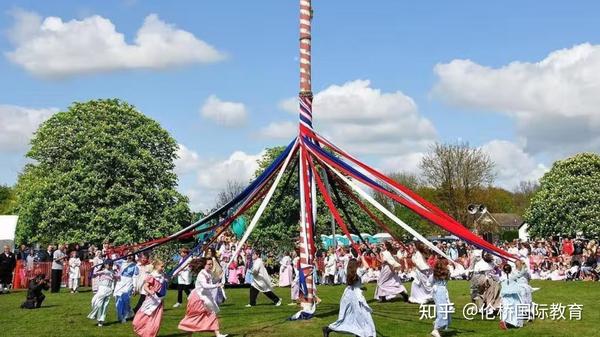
[{"left": 0, "top": 280, "right": 597, "bottom": 337}]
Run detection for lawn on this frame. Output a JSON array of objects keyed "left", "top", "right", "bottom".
[{"left": 0, "top": 280, "right": 597, "bottom": 337}]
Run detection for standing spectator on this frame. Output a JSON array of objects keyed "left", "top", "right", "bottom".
[
  {"left": 51, "top": 244, "right": 67, "bottom": 293},
  {"left": 73, "top": 243, "right": 85, "bottom": 260},
  {"left": 456, "top": 241, "right": 467, "bottom": 258},
  {"left": 18, "top": 244, "right": 29, "bottom": 261},
  {"left": 39, "top": 245, "right": 54, "bottom": 262},
  {"left": 0, "top": 245, "right": 17, "bottom": 288},
  {"left": 448, "top": 242, "right": 458, "bottom": 261},
  {"left": 91, "top": 250, "right": 103, "bottom": 293},
  {"left": 562, "top": 238, "right": 574, "bottom": 256},
  {"left": 573, "top": 239, "right": 585, "bottom": 262},
  {"left": 68, "top": 250, "right": 81, "bottom": 293},
  {"left": 101, "top": 241, "right": 110, "bottom": 258}
]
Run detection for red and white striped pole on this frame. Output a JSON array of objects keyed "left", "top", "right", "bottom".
[{"left": 298, "top": 0, "right": 316, "bottom": 310}]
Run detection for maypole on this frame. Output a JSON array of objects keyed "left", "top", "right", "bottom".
[{"left": 297, "top": 0, "right": 317, "bottom": 314}]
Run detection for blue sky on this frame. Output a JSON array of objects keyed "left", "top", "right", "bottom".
[{"left": 1, "top": 1, "right": 599, "bottom": 211}]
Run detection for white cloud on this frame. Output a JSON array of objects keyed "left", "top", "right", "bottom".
[
  {"left": 433, "top": 43, "right": 600, "bottom": 157},
  {"left": 5, "top": 9, "right": 225, "bottom": 78},
  {"left": 200, "top": 95, "right": 248, "bottom": 127},
  {"left": 379, "top": 152, "right": 426, "bottom": 175},
  {"left": 174, "top": 143, "right": 202, "bottom": 175},
  {"left": 258, "top": 121, "right": 296, "bottom": 139},
  {"left": 264, "top": 80, "right": 436, "bottom": 180},
  {"left": 278, "top": 97, "right": 298, "bottom": 115},
  {"left": 481, "top": 140, "right": 548, "bottom": 190},
  {"left": 273, "top": 80, "right": 437, "bottom": 159},
  {"left": 196, "top": 151, "right": 263, "bottom": 191},
  {"left": 0, "top": 105, "right": 58, "bottom": 151},
  {"left": 174, "top": 144, "right": 264, "bottom": 211}
]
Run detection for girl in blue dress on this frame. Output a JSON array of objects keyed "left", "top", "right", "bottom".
[
  {"left": 322, "top": 255, "right": 376, "bottom": 337},
  {"left": 431, "top": 258, "right": 452, "bottom": 337}
]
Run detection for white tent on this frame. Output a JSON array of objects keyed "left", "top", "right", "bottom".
[
  {"left": 0, "top": 216, "right": 18, "bottom": 249},
  {"left": 373, "top": 233, "right": 392, "bottom": 240}
]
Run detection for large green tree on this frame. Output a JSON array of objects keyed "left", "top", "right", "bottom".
[
  {"left": 247, "top": 146, "right": 378, "bottom": 253},
  {"left": 14, "top": 99, "right": 191, "bottom": 245},
  {"left": 525, "top": 153, "right": 600, "bottom": 238}
]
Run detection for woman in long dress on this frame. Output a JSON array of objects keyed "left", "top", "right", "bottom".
[
  {"left": 323, "top": 255, "right": 375, "bottom": 337},
  {"left": 431, "top": 259, "right": 452, "bottom": 337},
  {"left": 88, "top": 260, "right": 115, "bottom": 326},
  {"left": 114, "top": 254, "right": 139, "bottom": 323},
  {"left": 409, "top": 242, "right": 434, "bottom": 304},
  {"left": 498, "top": 262, "right": 527, "bottom": 330},
  {"left": 324, "top": 249, "right": 337, "bottom": 285},
  {"left": 375, "top": 241, "right": 409, "bottom": 302},
  {"left": 132, "top": 259, "right": 166, "bottom": 337},
  {"left": 206, "top": 248, "right": 226, "bottom": 304},
  {"left": 290, "top": 252, "right": 300, "bottom": 305},
  {"left": 90, "top": 251, "right": 103, "bottom": 293},
  {"left": 178, "top": 257, "right": 228, "bottom": 337},
  {"left": 278, "top": 253, "right": 293, "bottom": 287}
]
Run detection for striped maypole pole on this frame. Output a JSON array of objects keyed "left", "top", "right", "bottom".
[
  {"left": 298, "top": 0, "right": 313, "bottom": 131},
  {"left": 298, "top": 0, "right": 316, "bottom": 310}
]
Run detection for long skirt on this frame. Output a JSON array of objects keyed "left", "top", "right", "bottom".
[
  {"left": 178, "top": 291, "right": 219, "bottom": 332},
  {"left": 409, "top": 269, "right": 433, "bottom": 304},
  {"left": 374, "top": 264, "right": 406, "bottom": 300},
  {"left": 480, "top": 280, "right": 502, "bottom": 311},
  {"left": 329, "top": 287, "right": 376, "bottom": 337},
  {"left": 433, "top": 282, "right": 452, "bottom": 330},
  {"left": 227, "top": 268, "right": 240, "bottom": 285},
  {"left": 115, "top": 292, "right": 133, "bottom": 321},
  {"left": 88, "top": 285, "right": 112, "bottom": 322},
  {"left": 279, "top": 266, "right": 293, "bottom": 287},
  {"left": 500, "top": 287, "right": 523, "bottom": 327},
  {"left": 114, "top": 277, "right": 134, "bottom": 321},
  {"left": 133, "top": 300, "right": 163, "bottom": 337},
  {"left": 291, "top": 278, "right": 300, "bottom": 301}
]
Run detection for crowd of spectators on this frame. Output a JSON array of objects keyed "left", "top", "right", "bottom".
[{"left": 1, "top": 233, "right": 598, "bottom": 296}]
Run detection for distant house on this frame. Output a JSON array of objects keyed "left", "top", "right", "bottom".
[
  {"left": 490, "top": 213, "right": 524, "bottom": 232},
  {"left": 473, "top": 213, "right": 524, "bottom": 243}
]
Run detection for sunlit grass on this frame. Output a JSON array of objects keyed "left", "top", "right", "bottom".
[{"left": 0, "top": 280, "right": 596, "bottom": 336}]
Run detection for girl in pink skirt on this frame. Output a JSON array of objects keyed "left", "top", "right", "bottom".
[
  {"left": 179, "top": 257, "right": 228, "bottom": 337},
  {"left": 132, "top": 259, "right": 166, "bottom": 337}
]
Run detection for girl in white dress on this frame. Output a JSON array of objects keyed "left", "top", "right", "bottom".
[{"left": 68, "top": 251, "right": 81, "bottom": 293}]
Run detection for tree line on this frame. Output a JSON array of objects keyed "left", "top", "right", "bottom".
[{"left": 1, "top": 99, "right": 598, "bottom": 250}]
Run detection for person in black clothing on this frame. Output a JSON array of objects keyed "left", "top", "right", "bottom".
[
  {"left": 21, "top": 275, "right": 50, "bottom": 309},
  {"left": 38, "top": 245, "right": 54, "bottom": 262},
  {"left": 0, "top": 245, "right": 16, "bottom": 287},
  {"left": 456, "top": 241, "right": 468, "bottom": 258},
  {"left": 573, "top": 239, "right": 585, "bottom": 262}
]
